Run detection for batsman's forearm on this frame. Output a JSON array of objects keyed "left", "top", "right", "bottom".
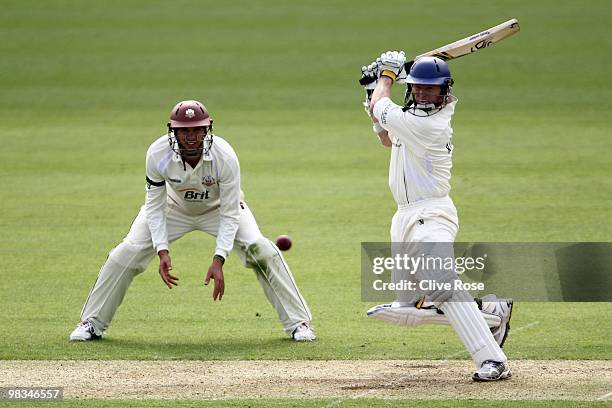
[{"left": 368, "top": 77, "right": 393, "bottom": 117}]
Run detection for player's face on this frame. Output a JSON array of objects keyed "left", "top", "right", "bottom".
[
  {"left": 412, "top": 84, "right": 444, "bottom": 106},
  {"left": 175, "top": 127, "right": 207, "bottom": 157}
]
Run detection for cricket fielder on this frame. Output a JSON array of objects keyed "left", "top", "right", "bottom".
[
  {"left": 70, "top": 100, "right": 315, "bottom": 342},
  {"left": 364, "top": 52, "right": 511, "bottom": 381}
]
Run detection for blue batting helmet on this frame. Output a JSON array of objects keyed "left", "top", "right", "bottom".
[{"left": 406, "top": 56, "right": 453, "bottom": 86}]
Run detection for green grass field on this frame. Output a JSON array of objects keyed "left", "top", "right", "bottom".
[{"left": 1, "top": 0, "right": 610, "bottom": 406}]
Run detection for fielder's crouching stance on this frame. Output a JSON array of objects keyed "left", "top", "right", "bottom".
[
  {"left": 70, "top": 100, "right": 315, "bottom": 342},
  {"left": 362, "top": 53, "right": 512, "bottom": 381}
]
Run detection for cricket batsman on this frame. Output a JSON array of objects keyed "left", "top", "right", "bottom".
[
  {"left": 70, "top": 100, "right": 315, "bottom": 342},
  {"left": 362, "top": 52, "right": 512, "bottom": 381}
]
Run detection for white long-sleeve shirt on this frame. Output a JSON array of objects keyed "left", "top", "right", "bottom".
[
  {"left": 144, "top": 135, "right": 241, "bottom": 258},
  {"left": 373, "top": 97, "right": 457, "bottom": 205}
]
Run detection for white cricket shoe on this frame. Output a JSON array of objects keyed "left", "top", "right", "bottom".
[
  {"left": 69, "top": 320, "right": 102, "bottom": 341},
  {"left": 292, "top": 323, "right": 316, "bottom": 342},
  {"left": 472, "top": 360, "right": 512, "bottom": 382},
  {"left": 477, "top": 294, "right": 514, "bottom": 348}
]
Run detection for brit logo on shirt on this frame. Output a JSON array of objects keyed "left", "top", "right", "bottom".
[{"left": 202, "top": 175, "right": 216, "bottom": 186}]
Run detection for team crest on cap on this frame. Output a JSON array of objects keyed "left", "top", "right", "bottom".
[
  {"left": 185, "top": 108, "right": 196, "bottom": 119},
  {"left": 202, "top": 175, "right": 216, "bottom": 186}
]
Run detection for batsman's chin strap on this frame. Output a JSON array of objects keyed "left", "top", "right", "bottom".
[{"left": 416, "top": 102, "right": 437, "bottom": 111}]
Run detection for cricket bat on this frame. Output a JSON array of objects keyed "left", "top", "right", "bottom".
[{"left": 414, "top": 18, "right": 520, "bottom": 61}]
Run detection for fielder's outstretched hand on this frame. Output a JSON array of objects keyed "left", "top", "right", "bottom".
[
  {"left": 205, "top": 258, "right": 225, "bottom": 301},
  {"left": 158, "top": 250, "right": 179, "bottom": 289}
]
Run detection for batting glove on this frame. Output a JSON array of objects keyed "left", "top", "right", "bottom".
[
  {"left": 359, "top": 59, "right": 380, "bottom": 86},
  {"left": 379, "top": 51, "right": 406, "bottom": 81},
  {"left": 358, "top": 58, "right": 381, "bottom": 113}
]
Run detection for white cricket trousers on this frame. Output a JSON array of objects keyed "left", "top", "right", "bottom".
[
  {"left": 390, "top": 196, "right": 507, "bottom": 367},
  {"left": 80, "top": 200, "right": 312, "bottom": 336}
]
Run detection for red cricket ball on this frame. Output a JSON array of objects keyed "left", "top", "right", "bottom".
[{"left": 275, "top": 235, "right": 292, "bottom": 251}]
